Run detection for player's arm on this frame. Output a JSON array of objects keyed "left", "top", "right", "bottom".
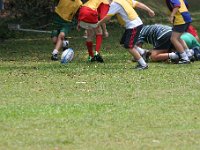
[
  {"left": 97, "top": 15, "right": 112, "bottom": 26},
  {"left": 134, "top": 2, "right": 155, "bottom": 17},
  {"left": 169, "top": 7, "right": 179, "bottom": 23}
]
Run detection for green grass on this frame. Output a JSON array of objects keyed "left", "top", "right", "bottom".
[{"left": 0, "top": 24, "right": 200, "bottom": 150}]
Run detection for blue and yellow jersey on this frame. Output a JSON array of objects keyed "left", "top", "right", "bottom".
[{"left": 166, "top": 0, "right": 192, "bottom": 25}]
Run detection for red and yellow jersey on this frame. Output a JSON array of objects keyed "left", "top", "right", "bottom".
[
  {"left": 101, "top": 0, "right": 109, "bottom": 5},
  {"left": 55, "top": 0, "right": 82, "bottom": 22}
]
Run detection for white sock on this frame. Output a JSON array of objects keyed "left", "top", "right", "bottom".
[
  {"left": 52, "top": 49, "right": 58, "bottom": 55},
  {"left": 189, "top": 49, "right": 194, "bottom": 56},
  {"left": 180, "top": 51, "right": 189, "bottom": 60},
  {"left": 136, "top": 47, "right": 145, "bottom": 55},
  {"left": 185, "top": 48, "right": 192, "bottom": 57},
  {"left": 138, "top": 57, "right": 147, "bottom": 66},
  {"left": 169, "top": 52, "right": 179, "bottom": 59}
]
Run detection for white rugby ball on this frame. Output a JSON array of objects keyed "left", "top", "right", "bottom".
[{"left": 61, "top": 48, "right": 74, "bottom": 64}]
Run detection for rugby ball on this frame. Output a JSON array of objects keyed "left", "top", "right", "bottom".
[{"left": 61, "top": 48, "right": 74, "bottom": 64}]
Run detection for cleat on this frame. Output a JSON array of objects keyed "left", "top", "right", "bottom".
[
  {"left": 94, "top": 53, "right": 104, "bottom": 63},
  {"left": 178, "top": 59, "right": 190, "bottom": 64},
  {"left": 87, "top": 56, "right": 95, "bottom": 62},
  {"left": 170, "top": 58, "right": 179, "bottom": 64},
  {"left": 134, "top": 64, "right": 148, "bottom": 70},
  {"left": 51, "top": 54, "right": 58, "bottom": 61},
  {"left": 189, "top": 56, "right": 195, "bottom": 62},
  {"left": 141, "top": 51, "right": 151, "bottom": 63},
  {"left": 62, "top": 39, "right": 69, "bottom": 51}
]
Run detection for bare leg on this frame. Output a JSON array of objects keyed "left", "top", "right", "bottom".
[
  {"left": 129, "top": 46, "right": 147, "bottom": 69},
  {"left": 170, "top": 31, "right": 190, "bottom": 62},
  {"left": 54, "top": 32, "right": 65, "bottom": 52},
  {"left": 151, "top": 49, "right": 169, "bottom": 61},
  {"left": 102, "top": 23, "right": 109, "bottom": 38},
  {"left": 170, "top": 32, "right": 184, "bottom": 53}
]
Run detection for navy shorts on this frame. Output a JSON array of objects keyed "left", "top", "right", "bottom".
[
  {"left": 120, "top": 25, "right": 143, "bottom": 49},
  {"left": 172, "top": 23, "right": 190, "bottom": 33}
]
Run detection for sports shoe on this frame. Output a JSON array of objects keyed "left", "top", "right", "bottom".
[
  {"left": 62, "top": 39, "right": 69, "bottom": 51},
  {"left": 51, "top": 54, "right": 58, "bottom": 61},
  {"left": 170, "top": 58, "right": 179, "bottom": 64},
  {"left": 87, "top": 56, "right": 95, "bottom": 62},
  {"left": 189, "top": 56, "right": 195, "bottom": 62},
  {"left": 141, "top": 51, "right": 151, "bottom": 63},
  {"left": 94, "top": 53, "right": 104, "bottom": 63},
  {"left": 178, "top": 59, "right": 190, "bottom": 64},
  {"left": 134, "top": 64, "right": 148, "bottom": 70}
]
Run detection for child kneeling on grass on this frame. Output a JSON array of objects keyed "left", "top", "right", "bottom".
[{"left": 97, "top": 0, "right": 155, "bottom": 70}]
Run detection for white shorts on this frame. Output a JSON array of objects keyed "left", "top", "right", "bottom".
[{"left": 79, "top": 21, "right": 98, "bottom": 29}]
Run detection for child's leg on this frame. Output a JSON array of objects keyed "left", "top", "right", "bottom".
[
  {"left": 170, "top": 31, "right": 189, "bottom": 61},
  {"left": 129, "top": 47, "right": 147, "bottom": 68},
  {"left": 54, "top": 32, "right": 65, "bottom": 52},
  {"left": 180, "top": 39, "right": 192, "bottom": 58},
  {"left": 86, "top": 28, "right": 95, "bottom": 58},
  {"left": 51, "top": 32, "right": 65, "bottom": 61},
  {"left": 95, "top": 26, "right": 103, "bottom": 54},
  {"left": 102, "top": 23, "right": 109, "bottom": 38},
  {"left": 94, "top": 26, "right": 104, "bottom": 62},
  {"left": 151, "top": 49, "right": 180, "bottom": 62}
]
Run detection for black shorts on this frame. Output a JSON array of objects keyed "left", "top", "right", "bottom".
[
  {"left": 172, "top": 23, "right": 190, "bottom": 33},
  {"left": 155, "top": 31, "right": 173, "bottom": 50},
  {"left": 120, "top": 25, "right": 143, "bottom": 49}
]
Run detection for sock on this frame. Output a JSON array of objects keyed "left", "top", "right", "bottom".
[
  {"left": 52, "top": 49, "right": 58, "bottom": 55},
  {"left": 185, "top": 48, "right": 192, "bottom": 57},
  {"left": 168, "top": 52, "right": 179, "bottom": 59},
  {"left": 138, "top": 57, "right": 147, "bottom": 67},
  {"left": 95, "top": 34, "right": 102, "bottom": 53},
  {"left": 189, "top": 49, "right": 194, "bottom": 56},
  {"left": 136, "top": 47, "right": 145, "bottom": 55},
  {"left": 180, "top": 51, "right": 189, "bottom": 60},
  {"left": 86, "top": 41, "right": 94, "bottom": 57}
]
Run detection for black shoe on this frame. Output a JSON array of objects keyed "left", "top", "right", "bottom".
[
  {"left": 170, "top": 58, "right": 179, "bottom": 64},
  {"left": 94, "top": 53, "right": 104, "bottom": 63},
  {"left": 178, "top": 59, "right": 190, "bottom": 64},
  {"left": 134, "top": 64, "right": 148, "bottom": 70},
  {"left": 62, "top": 39, "right": 69, "bottom": 51},
  {"left": 189, "top": 56, "right": 195, "bottom": 62},
  {"left": 142, "top": 51, "right": 151, "bottom": 63},
  {"left": 88, "top": 56, "right": 96, "bottom": 62},
  {"left": 51, "top": 54, "right": 58, "bottom": 61}
]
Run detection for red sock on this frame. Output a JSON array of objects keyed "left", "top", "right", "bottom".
[
  {"left": 86, "top": 41, "right": 94, "bottom": 57},
  {"left": 95, "top": 34, "right": 102, "bottom": 53}
]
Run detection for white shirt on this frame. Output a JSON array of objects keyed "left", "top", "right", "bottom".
[{"left": 107, "top": 1, "right": 143, "bottom": 29}]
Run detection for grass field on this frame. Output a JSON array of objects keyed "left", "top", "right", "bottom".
[{"left": 0, "top": 22, "right": 200, "bottom": 150}]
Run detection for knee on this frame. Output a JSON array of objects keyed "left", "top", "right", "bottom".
[
  {"left": 58, "top": 32, "right": 65, "bottom": 40},
  {"left": 170, "top": 36, "right": 175, "bottom": 43},
  {"left": 52, "top": 37, "right": 57, "bottom": 45},
  {"left": 150, "top": 53, "right": 159, "bottom": 62}
]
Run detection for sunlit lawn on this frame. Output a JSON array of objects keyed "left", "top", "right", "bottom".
[{"left": 0, "top": 23, "right": 200, "bottom": 150}]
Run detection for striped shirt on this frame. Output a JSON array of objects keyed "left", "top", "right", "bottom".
[{"left": 137, "top": 24, "right": 172, "bottom": 48}]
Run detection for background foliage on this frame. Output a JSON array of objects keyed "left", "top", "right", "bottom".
[{"left": 0, "top": 0, "right": 200, "bottom": 40}]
